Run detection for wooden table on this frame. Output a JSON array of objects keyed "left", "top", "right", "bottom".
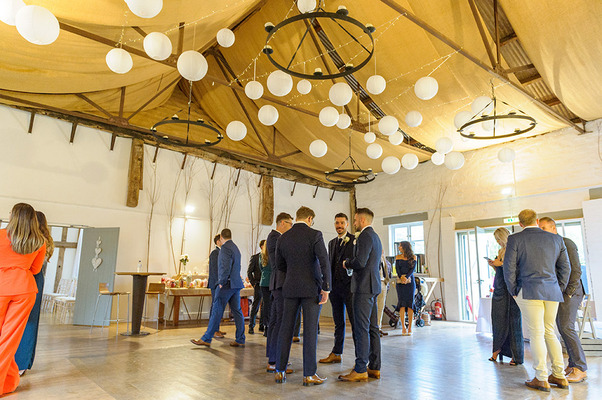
[{"left": 115, "top": 272, "right": 165, "bottom": 336}]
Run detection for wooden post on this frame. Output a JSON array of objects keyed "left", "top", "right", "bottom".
[
  {"left": 349, "top": 186, "right": 357, "bottom": 233},
  {"left": 260, "top": 175, "right": 274, "bottom": 226},
  {"left": 126, "top": 138, "right": 144, "bottom": 207},
  {"left": 53, "top": 227, "right": 68, "bottom": 292}
]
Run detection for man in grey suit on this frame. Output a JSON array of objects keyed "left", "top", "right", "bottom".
[
  {"left": 539, "top": 217, "right": 588, "bottom": 383},
  {"left": 503, "top": 209, "right": 570, "bottom": 392}
]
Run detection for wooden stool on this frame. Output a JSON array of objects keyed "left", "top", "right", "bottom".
[
  {"left": 143, "top": 282, "right": 166, "bottom": 330},
  {"left": 90, "top": 283, "right": 130, "bottom": 336}
]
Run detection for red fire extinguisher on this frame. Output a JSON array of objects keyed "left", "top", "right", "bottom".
[{"left": 433, "top": 299, "right": 443, "bottom": 320}]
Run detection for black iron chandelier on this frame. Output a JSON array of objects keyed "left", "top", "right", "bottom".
[{"left": 325, "top": 133, "right": 375, "bottom": 185}]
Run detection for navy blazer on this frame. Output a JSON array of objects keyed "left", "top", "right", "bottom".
[
  {"left": 328, "top": 232, "right": 355, "bottom": 293},
  {"left": 276, "top": 222, "right": 331, "bottom": 298},
  {"left": 267, "top": 229, "right": 285, "bottom": 291},
  {"left": 247, "top": 253, "right": 262, "bottom": 287},
  {"left": 207, "top": 246, "right": 220, "bottom": 289},
  {"left": 217, "top": 240, "right": 244, "bottom": 289},
  {"left": 503, "top": 227, "right": 570, "bottom": 302},
  {"left": 345, "top": 226, "right": 382, "bottom": 295}
]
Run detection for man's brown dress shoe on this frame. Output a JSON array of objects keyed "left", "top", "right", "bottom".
[
  {"left": 338, "top": 370, "right": 369, "bottom": 382},
  {"left": 190, "top": 338, "right": 210, "bottom": 347},
  {"left": 229, "top": 341, "right": 245, "bottom": 347},
  {"left": 367, "top": 369, "right": 380, "bottom": 379},
  {"left": 379, "top": 329, "right": 388, "bottom": 337},
  {"left": 319, "top": 353, "right": 342, "bottom": 363},
  {"left": 267, "top": 364, "right": 294, "bottom": 373},
  {"left": 566, "top": 367, "right": 587, "bottom": 383},
  {"left": 292, "top": 336, "right": 300, "bottom": 343},
  {"left": 548, "top": 374, "right": 569, "bottom": 389},
  {"left": 214, "top": 331, "right": 225, "bottom": 338},
  {"left": 525, "top": 377, "right": 550, "bottom": 392},
  {"left": 275, "top": 371, "right": 286, "bottom": 383},
  {"left": 303, "top": 374, "right": 326, "bottom": 386}
]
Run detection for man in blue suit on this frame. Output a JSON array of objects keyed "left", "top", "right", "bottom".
[
  {"left": 503, "top": 209, "right": 570, "bottom": 392},
  {"left": 191, "top": 229, "right": 246, "bottom": 347},
  {"left": 275, "top": 206, "right": 331, "bottom": 386},
  {"left": 207, "top": 234, "right": 226, "bottom": 338},
  {"left": 339, "top": 208, "right": 382, "bottom": 382}
]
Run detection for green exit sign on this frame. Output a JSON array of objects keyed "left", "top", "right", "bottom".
[{"left": 504, "top": 217, "right": 519, "bottom": 224}]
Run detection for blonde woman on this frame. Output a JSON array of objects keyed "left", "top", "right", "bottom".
[
  {"left": 0, "top": 203, "right": 46, "bottom": 395},
  {"left": 488, "top": 227, "right": 524, "bottom": 365}
]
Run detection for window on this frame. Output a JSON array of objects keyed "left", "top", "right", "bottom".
[{"left": 389, "top": 222, "right": 426, "bottom": 274}]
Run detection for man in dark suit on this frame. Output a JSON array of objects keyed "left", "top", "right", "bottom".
[
  {"left": 266, "top": 212, "right": 293, "bottom": 373},
  {"left": 503, "top": 209, "right": 570, "bottom": 392},
  {"left": 339, "top": 208, "right": 382, "bottom": 382},
  {"left": 191, "top": 229, "right": 246, "bottom": 347},
  {"left": 207, "top": 234, "right": 226, "bottom": 338},
  {"left": 539, "top": 217, "right": 588, "bottom": 383},
  {"left": 319, "top": 212, "right": 355, "bottom": 364},
  {"left": 275, "top": 206, "right": 331, "bottom": 386},
  {"left": 247, "top": 241, "right": 264, "bottom": 334}
]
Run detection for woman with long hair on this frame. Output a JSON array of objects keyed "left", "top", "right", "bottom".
[
  {"left": 0, "top": 203, "right": 46, "bottom": 395},
  {"left": 258, "top": 240, "right": 271, "bottom": 337},
  {"left": 395, "top": 241, "right": 416, "bottom": 336},
  {"left": 15, "top": 211, "right": 54, "bottom": 375},
  {"left": 488, "top": 227, "right": 524, "bottom": 365}
]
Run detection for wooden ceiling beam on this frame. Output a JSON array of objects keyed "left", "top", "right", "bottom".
[
  {"left": 504, "top": 64, "right": 535, "bottom": 74},
  {"left": 75, "top": 93, "right": 114, "bottom": 119},
  {"left": 127, "top": 75, "right": 181, "bottom": 121},
  {"left": 519, "top": 73, "right": 543, "bottom": 86},
  {"left": 467, "top": 0, "right": 496, "bottom": 68},
  {"left": 500, "top": 32, "right": 518, "bottom": 47}
]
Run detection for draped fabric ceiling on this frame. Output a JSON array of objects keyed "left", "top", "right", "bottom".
[{"left": 1, "top": 0, "right": 601, "bottom": 183}]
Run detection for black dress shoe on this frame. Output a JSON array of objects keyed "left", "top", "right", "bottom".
[
  {"left": 248, "top": 327, "right": 254, "bottom": 334},
  {"left": 258, "top": 325, "right": 265, "bottom": 332}
]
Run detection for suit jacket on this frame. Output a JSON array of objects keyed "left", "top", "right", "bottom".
[
  {"left": 328, "top": 232, "right": 355, "bottom": 293},
  {"left": 563, "top": 236, "right": 584, "bottom": 297},
  {"left": 267, "top": 229, "right": 285, "bottom": 291},
  {"left": 345, "top": 226, "right": 382, "bottom": 295},
  {"left": 207, "top": 246, "right": 220, "bottom": 289},
  {"left": 217, "top": 240, "right": 244, "bottom": 289},
  {"left": 503, "top": 227, "right": 570, "bottom": 302},
  {"left": 247, "top": 253, "right": 262, "bottom": 287},
  {"left": 276, "top": 222, "right": 331, "bottom": 298}
]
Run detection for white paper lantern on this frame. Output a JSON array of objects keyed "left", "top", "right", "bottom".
[
  {"left": 388, "top": 131, "right": 403, "bottom": 145},
  {"left": 319, "top": 106, "right": 339, "bottom": 127},
  {"left": 309, "top": 139, "right": 328, "bottom": 158},
  {"left": 297, "top": 79, "right": 312, "bottom": 95},
  {"left": 105, "top": 48, "right": 133, "bottom": 74},
  {"left": 143, "top": 32, "right": 172, "bottom": 61},
  {"left": 15, "top": 5, "right": 59, "bottom": 45},
  {"left": 364, "top": 132, "right": 376, "bottom": 143},
  {"left": 226, "top": 121, "right": 247, "bottom": 141},
  {"left": 402, "top": 153, "right": 419, "bottom": 170},
  {"left": 336, "top": 113, "right": 351, "bottom": 129},
  {"left": 0, "top": 0, "right": 25, "bottom": 26},
  {"left": 216, "top": 28, "right": 235, "bottom": 48},
  {"left": 126, "top": 0, "right": 163, "bottom": 18},
  {"left": 297, "top": 0, "right": 316, "bottom": 13},
  {"left": 378, "top": 115, "right": 399, "bottom": 136},
  {"left": 267, "top": 70, "right": 293, "bottom": 97},
  {"left": 431, "top": 152, "right": 445, "bottom": 165},
  {"left": 366, "top": 143, "right": 383, "bottom": 159},
  {"left": 435, "top": 137, "right": 453, "bottom": 155},
  {"left": 177, "top": 50, "right": 208, "bottom": 81},
  {"left": 405, "top": 111, "right": 422, "bottom": 127},
  {"left": 498, "top": 147, "right": 516, "bottom": 163},
  {"left": 444, "top": 151, "right": 465, "bottom": 170},
  {"left": 414, "top": 76, "right": 438, "bottom": 100},
  {"left": 471, "top": 96, "right": 494, "bottom": 115},
  {"left": 382, "top": 156, "right": 401, "bottom": 175},
  {"left": 258, "top": 105, "right": 279, "bottom": 126},
  {"left": 454, "top": 111, "right": 472, "bottom": 129},
  {"left": 366, "top": 75, "right": 386, "bottom": 95},
  {"left": 244, "top": 81, "right": 263, "bottom": 100},
  {"left": 329, "top": 82, "right": 353, "bottom": 106}
]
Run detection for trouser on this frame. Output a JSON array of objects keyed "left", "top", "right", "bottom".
[
  {"left": 0, "top": 293, "right": 36, "bottom": 395},
  {"left": 294, "top": 311, "right": 301, "bottom": 337},
  {"left": 515, "top": 291, "right": 564, "bottom": 381},
  {"left": 260, "top": 286, "right": 271, "bottom": 330},
  {"left": 201, "top": 287, "right": 245, "bottom": 344},
  {"left": 276, "top": 296, "right": 321, "bottom": 376},
  {"left": 15, "top": 271, "right": 44, "bottom": 371},
  {"left": 330, "top": 289, "right": 355, "bottom": 355},
  {"left": 267, "top": 289, "right": 284, "bottom": 363},
  {"left": 209, "top": 287, "right": 222, "bottom": 332},
  {"left": 249, "top": 285, "right": 262, "bottom": 328},
  {"left": 557, "top": 290, "right": 587, "bottom": 371},
  {"left": 352, "top": 293, "right": 381, "bottom": 373},
  {"left": 376, "top": 282, "right": 389, "bottom": 329}
]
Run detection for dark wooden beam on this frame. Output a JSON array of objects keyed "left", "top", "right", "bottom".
[
  {"left": 279, "top": 149, "right": 302, "bottom": 159},
  {"left": 234, "top": 167, "right": 242, "bottom": 186},
  {"left": 75, "top": 93, "right": 114, "bottom": 119},
  {"left": 467, "top": 0, "right": 496, "bottom": 68},
  {"left": 313, "top": 186, "right": 319, "bottom": 198},
  {"left": 127, "top": 75, "right": 180, "bottom": 121},
  {"left": 500, "top": 32, "right": 518, "bottom": 47},
  {"left": 176, "top": 22, "right": 185, "bottom": 55},
  {"left": 119, "top": 86, "right": 126, "bottom": 118},
  {"left": 27, "top": 111, "right": 35, "bottom": 133},
  {"left": 152, "top": 145, "right": 160, "bottom": 163},
  {"left": 494, "top": 0, "right": 501, "bottom": 69},
  {"left": 290, "top": 181, "right": 297, "bottom": 196},
  {"left": 127, "top": 138, "right": 144, "bottom": 207},
  {"left": 53, "top": 241, "right": 78, "bottom": 249},
  {"left": 210, "top": 162, "right": 217, "bottom": 180},
  {"left": 505, "top": 64, "right": 535, "bottom": 74},
  {"left": 544, "top": 97, "right": 562, "bottom": 107},
  {"left": 69, "top": 123, "right": 78, "bottom": 143},
  {"left": 53, "top": 227, "right": 68, "bottom": 292},
  {"left": 330, "top": 189, "right": 336, "bottom": 201},
  {"left": 181, "top": 153, "right": 188, "bottom": 169},
  {"left": 110, "top": 133, "right": 117, "bottom": 150},
  {"left": 132, "top": 26, "right": 147, "bottom": 38},
  {"left": 519, "top": 73, "right": 543, "bottom": 86}
]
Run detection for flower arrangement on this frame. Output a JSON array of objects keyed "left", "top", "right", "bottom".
[{"left": 179, "top": 254, "right": 189, "bottom": 265}]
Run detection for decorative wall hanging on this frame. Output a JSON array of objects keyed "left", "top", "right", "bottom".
[{"left": 92, "top": 237, "right": 103, "bottom": 271}]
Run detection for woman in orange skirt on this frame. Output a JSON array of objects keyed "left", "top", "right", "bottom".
[{"left": 0, "top": 203, "right": 46, "bottom": 395}]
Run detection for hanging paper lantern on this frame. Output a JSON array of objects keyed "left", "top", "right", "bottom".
[
  {"left": 336, "top": 113, "right": 351, "bottom": 129},
  {"left": 378, "top": 115, "right": 398, "bottom": 136},
  {"left": 435, "top": 137, "right": 453, "bottom": 155},
  {"left": 244, "top": 80, "right": 263, "bottom": 100},
  {"left": 15, "top": 5, "right": 60, "bottom": 45},
  {"left": 405, "top": 111, "right": 423, "bottom": 127},
  {"left": 366, "top": 143, "right": 383, "bottom": 159},
  {"left": 366, "top": 75, "right": 386, "bottom": 95},
  {"left": 216, "top": 28, "right": 235, "bottom": 48},
  {"left": 177, "top": 50, "right": 208, "bottom": 81},
  {"left": 401, "top": 153, "right": 419, "bottom": 170},
  {"left": 0, "top": 0, "right": 25, "bottom": 26},
  {"left": 364, "top": 131, "right": 376, "bottom": 143},
  {"left": 258, "top": 105, "right": 279, "bottom": 126},
  {"left": 382, "top": 156, "right": 401, "bottom": 175},
  {"left": 226, "top": 121, "right": 247, "bottom": 141},
  {"left": 143, "top": 32, "right": 172, "bottom": 61},
  {"left": 498, "top": 147, "right": 516, "bottom": 163},
  {"left": 471, "top": 96, "right": 494, "bottom": 115},
  {"left": 444, "top": 151, "right": 465, "bottom": 170},
  {"left": 297, "top": 79, "right": 312, "bottom": 95},
  {"left": 126, "top": 0, "right": 163, "bottom": 19},
  {"left": 414, "top": 76, "right": 438, "bottom": 100},
  {"left": 388, "top": 131, "right": 403, "bottom": 145},
  {"left": 105, "top": 48, "right": 133, "bottom": 74},
  {"left": 267, "top": 70, "right": 293, "bottom": 97},
  {"left": 297, "top": 0, "right": 316, "bottom": 13},
  {"left": 454, "top": 111, "right": 472, "bottom": 129},
  {"left": 329, "top": 82, "right": 353, "bottom": 106},
  {"left": 431, "top": 152, "right": 445, "bottom": 166},
  {"left": 319, "top": 106, "right": 339, "bottom": 127},
  {"left": 309, "top": 139, "right": 328, "bottom": 158}
]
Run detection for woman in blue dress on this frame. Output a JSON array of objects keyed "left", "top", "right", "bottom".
[{"left": 395, "top": 241, "right": 416, "bottom": 336}]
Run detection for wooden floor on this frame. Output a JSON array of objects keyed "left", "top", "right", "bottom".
[{"left": 8, "top": 316, "right": 600, "bottom": 400}]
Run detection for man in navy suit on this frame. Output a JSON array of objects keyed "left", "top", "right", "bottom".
[
  {"left": 503, "top": 209, "right": 570, "bottom": 392},
  {"left": 319, "top": 212, "right": 356, "bottom": 364},
  {"left": 339, "top": 208, "right": 382, "bottom": 382},
  {"left": 275, "top": 206, "right": 331, "bottom": 386},
  {"left": 207, "top": 234, "right": 226, "bottom": 338},
  {"left": 191, "top": 229, "right": 246, "bottom": 347}
]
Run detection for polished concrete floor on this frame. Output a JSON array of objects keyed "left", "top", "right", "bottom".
[{"left": 8, "top": 316, "right": 600, "bottom": 400}]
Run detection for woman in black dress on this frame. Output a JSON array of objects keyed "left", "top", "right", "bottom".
[
  {"left": 488, "top": 227, "right": 524, "bottom": 365},
  {"left": 395, "top": 241, "right": 416, "bottom": 336}
]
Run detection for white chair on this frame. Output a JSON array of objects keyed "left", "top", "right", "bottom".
[
  {"left": 54, "top": 296, "right": 76, "bottom": 324},
  {"left": 42, "top": 278, "right": 70, "bottom": 312},
  {"left": 51, "top": 279, "right": 77, "bottom": 316},
  {"left": 90, "top": 283, "right": 130, "bottom": 336}
]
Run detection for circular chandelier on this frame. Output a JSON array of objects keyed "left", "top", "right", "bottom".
[
  {"left": 262, "top": 3, "right": 375, "bottom": 80},
  {"left": 325, "top": 133, "right": 375, "bottom": 185}
]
